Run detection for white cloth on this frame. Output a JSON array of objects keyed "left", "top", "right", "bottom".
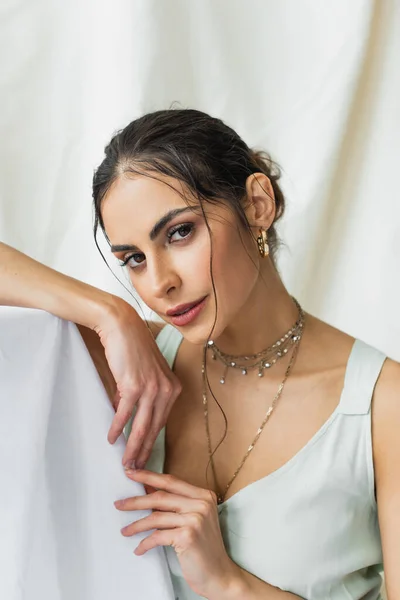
[{"left": 0, "top": 307, "right": 174, "bottom": 600}]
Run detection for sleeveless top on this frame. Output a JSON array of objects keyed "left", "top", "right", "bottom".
[{"left": 127, "top": 325, "right": 386, "bottom": 600}]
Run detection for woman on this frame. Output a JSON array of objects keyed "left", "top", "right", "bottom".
[{"left": 1, "top": 109, "right": 398, "bottom": 599}]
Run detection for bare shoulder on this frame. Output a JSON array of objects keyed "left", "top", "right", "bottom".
[
  {"left": 371, "top": 355, "right": 400, "bottom": 595},
  {"left": 371, "top": 354, "right": 400, "bottom": 499},
  {"left": 372, "top": 356, "right": 400, "bottom": 445},
  {"left": 301, "top": 313, "right": 356, "bottom": 372}
]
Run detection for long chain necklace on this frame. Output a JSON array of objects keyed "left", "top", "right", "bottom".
[{"left": 201, "top": 302, "right": 305, "bottom": 505}]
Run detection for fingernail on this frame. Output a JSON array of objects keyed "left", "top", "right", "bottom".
[
  {"left": 124, "top": 460, "right": 136, "bottom": 470},
  {"left": 136, "top": 461, "right": 145, "bottom": 470}
]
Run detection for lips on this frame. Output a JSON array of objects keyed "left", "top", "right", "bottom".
[
  {"left": 166, "top": 296, "right": 208, "bottom": 327},
  {"left": 166, "top": 296, "right": 207, "bottom": 317}
]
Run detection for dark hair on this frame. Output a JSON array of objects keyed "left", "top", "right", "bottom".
[
  {"left": 92, "top": 108, "right": 287, "bottom": 492},
  {"left": 92, "top": 108, "right": 286, "bottom": 268}
]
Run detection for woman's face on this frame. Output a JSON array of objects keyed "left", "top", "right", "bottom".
[{"left": 101, "top": 173, "right": 261, "bottom": 344}]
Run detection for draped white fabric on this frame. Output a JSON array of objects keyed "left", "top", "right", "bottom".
[
  {"left": 0, "top": 0, "right": 398, "bottom": 358},
  {"left": 0, "top": 307, "right": 175, "bottom": 600}
]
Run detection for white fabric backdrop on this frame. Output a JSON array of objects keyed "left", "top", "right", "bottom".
[
  {"left": 1, "top": 0, "right": 399, "bottom": 358},
  {"left": 0, "top": 307, "right": 175, "bottom": 600}
]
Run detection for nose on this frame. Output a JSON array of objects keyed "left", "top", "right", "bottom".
[{"left": 147, "top": 256, "right": 181, "bottom": 299}]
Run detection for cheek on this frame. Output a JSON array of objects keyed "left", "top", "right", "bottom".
[
  {"left": 211, "top": 231, "right": 259, "bottom": 304},
  {"left": 175, "top": 226, "right": 213, "bottom": 288},
  {"left": 187, "top": 237, "right": 212, "bottom": 284},
  {"left": 213, "top": 229, "right": 258, "bottom": 280}
]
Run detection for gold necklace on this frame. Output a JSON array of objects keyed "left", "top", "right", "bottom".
[
  {"left": 207, "top": 297, "right": 304, "bottom": 383},
  {"left": 201, "top": 307, "right": 305, "bottom": 505}
]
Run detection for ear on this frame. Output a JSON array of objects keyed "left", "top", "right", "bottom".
[{"left": 244, "top": 173, "right": 276, "bottom": 231}]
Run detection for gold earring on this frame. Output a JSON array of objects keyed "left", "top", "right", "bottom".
[{"left": 257, "top": 229, "right": 269, "bottom": 257}]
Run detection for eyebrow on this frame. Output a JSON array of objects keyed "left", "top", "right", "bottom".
[{"left": 110, "top": 206, "right": 194, "bottom": 253}]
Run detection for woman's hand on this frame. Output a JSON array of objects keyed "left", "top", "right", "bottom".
[
  {"left": 0, "top": 243, "right": 181, "bottom": 469},
  {"left": 95, "top": 298, "right": 182, "bottom": 469},
  {"left": 114, "top": 469, "right": 245, "bottom": 600}
]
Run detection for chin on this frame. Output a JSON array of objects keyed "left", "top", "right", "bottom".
[
  {"left": 174, "top": 327, "right": 208, "bottom": 346},
  {"left": 178, "top": 320, "right": 225, "bottom": 345},
  {"left": 167, "top": 295, "right": 228, "bottom": 344}
]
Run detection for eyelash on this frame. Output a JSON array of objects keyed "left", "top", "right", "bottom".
[{"left": 120, "top": 222, "right": 195, "bottom": 269}]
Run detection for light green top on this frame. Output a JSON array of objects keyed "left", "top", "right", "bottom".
[{"left": 126, "top": 325, "right": 386, "bottom": 600}]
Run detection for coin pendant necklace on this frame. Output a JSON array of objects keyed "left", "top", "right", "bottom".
[{"left": 201, "top": 302, "right": 305, "bottom": 505}]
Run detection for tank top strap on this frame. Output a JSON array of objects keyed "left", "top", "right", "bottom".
[
  {"left": 338, "top": 339, "right": 387, "bottom": 415},
  {"left": 156, "top": 324, "right": 184, "bottom": 369}
]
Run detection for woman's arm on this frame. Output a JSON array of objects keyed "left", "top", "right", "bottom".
[
  {"left": 372, "top": 358, "right": 400, "bottom": 600},
  {"left": 0, "top": 242, "right": 181, "bottom": 469},
  {"left": 0, "top": 241, "right": 117, "bottom": 328},
  {"left": 0, "top": 240, "right": 121, "bottom": 404},
  {"left": 227, "top": 567, "right": 303, "bottom": 599}
]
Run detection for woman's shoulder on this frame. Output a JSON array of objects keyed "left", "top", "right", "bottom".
[
  {"left": 372, "top": 354, "right": 400, "bottom": 431},
  {"left": 370, "top": 354, "right": 400, "bottom": 586},
  {"left": 299, "top": 314, "right": 356, "bottom": 374}
]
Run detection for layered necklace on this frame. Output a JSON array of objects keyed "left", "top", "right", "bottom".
[
  {"left": 201, "top": 297, "right": 305, "bottom": 505},
  {"left": 207, "top": 298, "right": 304, "bottom": 384}
]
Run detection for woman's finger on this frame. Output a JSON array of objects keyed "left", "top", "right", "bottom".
[
  {"left": 111, "top": 389, "right": 121, "bottom": 411},
  {"left": 122, "top": 391, "right": 157, "bottom": 467},
  {"left": 134, "top": 374, "right": 181, "bottom": 468},
  {"left": 120, "top": 511, "right": 184, "bottom": 537},
  {"left": 122, "top": 469, "right": 217, "bottom": 507},
  {"left": 107, "top": 392, "right": 140, "bottom": 445},
  {"left": 144, "top": 483, "right": 158, "bottom": 494},
  {"left": 133, "top": 530, "right": 178, "bottom": 556},
  {"left": 134, "top": 403, "right": 171, "bottom": 469},
  {"left": 115, "top": 490, "right": 202, "bottom": 513}
]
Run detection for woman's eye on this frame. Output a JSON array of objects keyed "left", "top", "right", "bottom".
[
  {"left": 120, "top": 253, "right": 145, "bottom": 269},
  {"left": 118, "top": 223, "right": 194, "bottom": 269},
  {"left": 168, "top": 223, "right": 194, "bottom": 242}
]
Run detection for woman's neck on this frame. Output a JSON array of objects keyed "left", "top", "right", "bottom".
[{"left": 214, "top": 264, "right": 300, "bottom": 356}]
